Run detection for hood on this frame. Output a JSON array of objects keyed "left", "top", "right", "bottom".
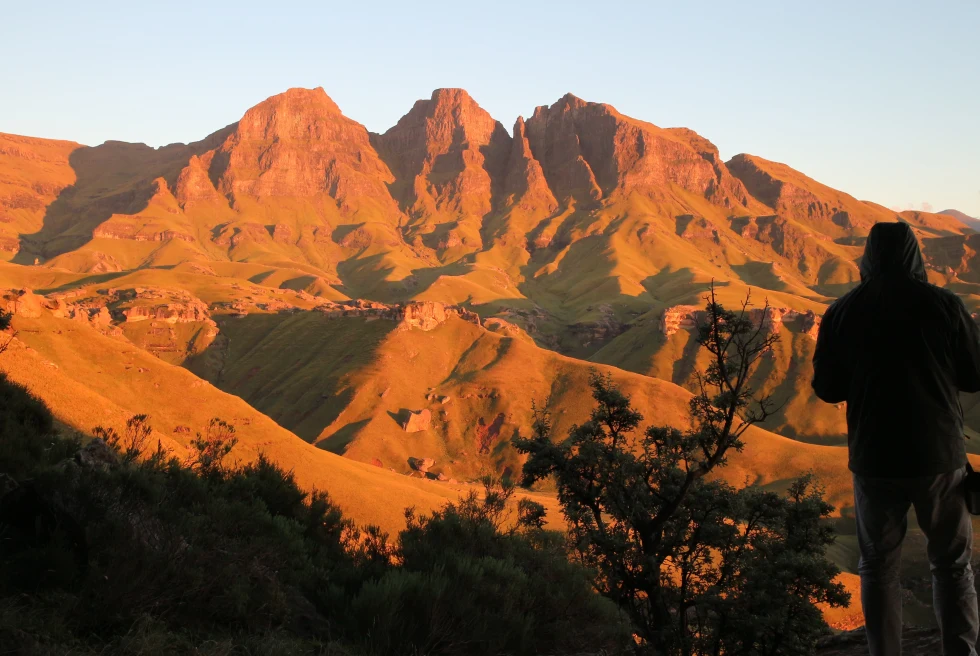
[{"left": 859, "top": 222, "right": 927, "bottom": 282}]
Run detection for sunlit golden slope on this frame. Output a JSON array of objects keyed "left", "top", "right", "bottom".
[
  {"left": 0, "top": 311, "right": 496, "bottom": 534},
  {"left": 4, "top": 83, "right": 980, "bottom": 514}
]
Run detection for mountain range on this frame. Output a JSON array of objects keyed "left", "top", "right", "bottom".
[{"left": 2, "top": 87, "right": 979, "bottom": 628}]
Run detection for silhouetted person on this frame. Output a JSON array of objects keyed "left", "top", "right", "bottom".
[{"left": 813, "top": 221, "right": 980, "bottom": 656}]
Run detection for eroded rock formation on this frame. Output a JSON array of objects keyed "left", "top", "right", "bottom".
[
  {"left": 373, "top": 88, "right": 511, "bottom": 227},
  {"left": 659, "top": 304, "right": 822, "bottom": 339},
  {"left": 402, "top": 409, "right": 431, "bottom": 433}
]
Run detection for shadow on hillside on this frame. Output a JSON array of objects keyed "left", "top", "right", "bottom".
[
  {"left": 317, "top": 418, "right": 370, "bottom": 453},
  {"left": 183, "top": 311, "right": 396, "bottom": 448},
  {"left": 14, "top": 126, "right": 234, "bottom": 265},
  {"left": 332, "top": 252, "right": 472, "bottom": 304},
  {"left": 35, "top": 271, "right": 132, "bottom": 295},
  {"left": 13, "top": 143, "right": 158, "bottom": 264}
]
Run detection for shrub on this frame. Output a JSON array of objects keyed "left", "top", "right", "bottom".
[
  {"left": 0, "top": 372, "right": 63, "bottom": 478},
  {"left": 0, "top": 375, "right": 629, "bottom": 655},
  {"left": 514, "top": 289, "right": 849, "bottom": 655},
  {"left": 350, "top": 478, "right": 631, "bottom": 655}
]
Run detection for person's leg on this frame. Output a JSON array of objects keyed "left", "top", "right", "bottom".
[
  {"left": 853, "top": 473, "right": 911, "bottom": 656},
  {"left": 910, "top": 468, "right": 978, "bottom": 656}
]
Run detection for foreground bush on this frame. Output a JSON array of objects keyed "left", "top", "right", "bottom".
[
  {"left": 350, "top": 478, "right": 631, "bottom": 655},
  {"left": 514, "top": 289, "right": 849, "bottom": 655},
  {"left": 0, "top": 367, "right": 629, "bottom": 654}
]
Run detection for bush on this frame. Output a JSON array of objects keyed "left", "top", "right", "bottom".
[
  {"left": 0, "top": 371, "right": 64, "bottom": 478},
  {"left": 350, "top": 478, "right": 632, "bottom": 655},
  {"left": 514, "top": 290, "right": 849, "bottom": 655},
  {"left": 0, "top": 388, "right": 365, "bottom": 651},
  {"left": 0, "top": 373, "right": 629, "bottom": 655}
]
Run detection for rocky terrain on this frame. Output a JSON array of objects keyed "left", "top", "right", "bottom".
[
  {"left": 2, "top": 86, "right": 980, "bottom": 634},
  {"left": 816, "top": 627, "right": 943, "bottom": 655},
  {"left": 4, "top": 83, "right": 979, "bottom": 470}
]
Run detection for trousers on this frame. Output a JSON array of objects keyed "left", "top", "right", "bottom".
[{"left": 853, "top": 468, "right": 978, "bottom": 656}]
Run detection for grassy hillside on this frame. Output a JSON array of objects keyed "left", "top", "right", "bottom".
[{"left": 0, "top": 312, "right": 510, "bottom": 535}]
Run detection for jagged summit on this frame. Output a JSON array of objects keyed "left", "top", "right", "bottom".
[
  {"left": 3, "top": 84, "right": 974, "bottom": 285},
  {"left": 188, "top": 86, "right": 399, "bottom": 215},
  {"left": 3, "top": 85, "right": 975, "bottom": 637},
  {"left": 373, "top": 87, "right": 511, "bottom": 228}
]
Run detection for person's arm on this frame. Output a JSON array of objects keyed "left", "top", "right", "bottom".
[
  {"left": 953, "top": 298, "right": 980, "bottom": 393},
  {"left": 811, "top": 304, "right": 848, "bottom": 403}
]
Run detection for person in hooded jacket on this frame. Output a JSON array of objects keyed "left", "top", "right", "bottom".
[{"left": 813, "top": 221, "right": 980, "bottom": 656}]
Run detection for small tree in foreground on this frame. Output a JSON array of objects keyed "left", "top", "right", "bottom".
[
  {"left": 514, "top": 287, "right": 849, "bottom": 655},
  {"left": 94, "top": 414, "right": 153, "bottom": 463},
  {"left": 188, "top": 417, "right": 238, "bottom": 478}
]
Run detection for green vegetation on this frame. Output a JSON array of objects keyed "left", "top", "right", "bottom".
[
  {"left": 0, "top": 306, "right": 628, "bottom": 654},
  {"left": 0, "top": 295, "right": 848, "bottom": 654},
  {"left": 515, "top": 290, "right": 850, "bottom": 655}
]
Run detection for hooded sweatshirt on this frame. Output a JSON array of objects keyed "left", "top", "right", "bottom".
[{"left": 812, "top": 222, "right": 980, "bottom": 476}]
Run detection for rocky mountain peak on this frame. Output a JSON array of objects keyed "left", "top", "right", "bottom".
[
  {"left": 197, "top": 87, "right": 400, "bottom": 218},
  {"left": 501, "top": 116, "right": 557, "bottom": 212},
  {"left": 524, "top": 93, "right": 754, "bottom": 211},
  {"left": 373, "top": 88, "right": 511, "bottom": 226},
  {"left": 234, "top": 87, "right": 344, "bottom": 141}
]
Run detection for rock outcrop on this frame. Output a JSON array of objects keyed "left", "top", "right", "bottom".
[
  {"left": 122, "top": 299, "right": 210, "bottom": 323},
  {"left": 399, "top": 301, "right": 450, "bottom": 331},
  {"left": 92, "top": 224, "right": 194, "bottom": 243},
  {"left": 570, "top": 304, "right": 628, "bottom": 347},
  {"left": 482, "top": 317, "right": 525, "bottom": 338},
  {"left": 1, "top": 289, "right": 44, "bottom": 318},
  {"left": 799, "top": 310, "right": 821, "bottom": 338},
  {"left": 398, "top": 301, "right": 480, "bottom": 331},
  {"left": 373, "top": 88, "right": 511, "bottom": 226},
  {"left": 659, "top": 305, "right": 703, "bottom": 336},
  {"left": 315, "top": 299, "right": 480, "bottom": 331},
  {"left": 408, "top": 456, "right": 435, "bottom": 473},
  {"left": 524, "top": 94, "right": 757, "bottom": 210},
  {"left": 402, "top": 409, "right": 431, "bottom": 433},
  {"left": 660, "top": 304, "right": 821, "bottom": 339},
  {"left": 199, "top": 87, "right": 402, "bottom": 221},
  {"left": 475, "top": 413, "right": 506, "bottom": 454}
]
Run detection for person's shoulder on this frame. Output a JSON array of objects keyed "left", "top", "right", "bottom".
[
  {"left": 917, "top": 280, "right": 962, "bottom": 306},
  {"left": 824, "top": 284, "right": 863, "bottom": 316},
  {"left": 914, "top": 281, "right": 970, "bottom": 319}
]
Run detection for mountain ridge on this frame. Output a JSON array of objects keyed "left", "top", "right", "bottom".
[{"left": 3, "top": 84, "right": 979, "bottom": 475}]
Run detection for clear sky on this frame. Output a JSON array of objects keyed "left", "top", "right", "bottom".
[{"left": 2, "top": 0, "right": 978, "bottom": 216}]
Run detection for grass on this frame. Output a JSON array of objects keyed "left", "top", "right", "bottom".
[
  {"left": 6, "top": 101, "right": 980, "bottom": 639},
  {"left": 0, "top": 313, "right": 483, "bottom": 536}
]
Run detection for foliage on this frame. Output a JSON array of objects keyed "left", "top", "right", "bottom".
[
  {"left": 189, "top": 416, "right": 239, "bottom": 478},
  {"left": 0, "top": 308, "right": 14, "bottom": 356},
  {"left": 0, "top": 375, "right": 628, "bottom": 655},
  {"left": 93, "top": 414, "right": 152, "bottom": 464},
  {"left": 514, "top": 288, "right": 849, "bottom": 655},
  {"left": 350, "top": 477, "right": 631, "bottom": 656}
]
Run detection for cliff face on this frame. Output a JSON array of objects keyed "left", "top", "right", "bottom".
[
  {"left": 727, "top": 154, "right": 969, "bottom": 240},
  {"left": 522, "top": 94, "right": 757, "bottom": 211},
  {"left": 9, "top": 85, "right": 974, "bottom": 294},
  {"left": 502, "top": 117, "right": 558, "bottom": 213},
  {"left": 194, "top": 87, "right": 402, "bottom": 222},
  {"left": 374, "top": 88, "right": 511, "bottom": 224},
  {"left": 658, "top": 304, "right": 821, "bottom": 339}
]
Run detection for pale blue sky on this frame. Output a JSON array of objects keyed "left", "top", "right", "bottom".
[{"left": 2, "top": 0, "right": 978, "bottom": 215}]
